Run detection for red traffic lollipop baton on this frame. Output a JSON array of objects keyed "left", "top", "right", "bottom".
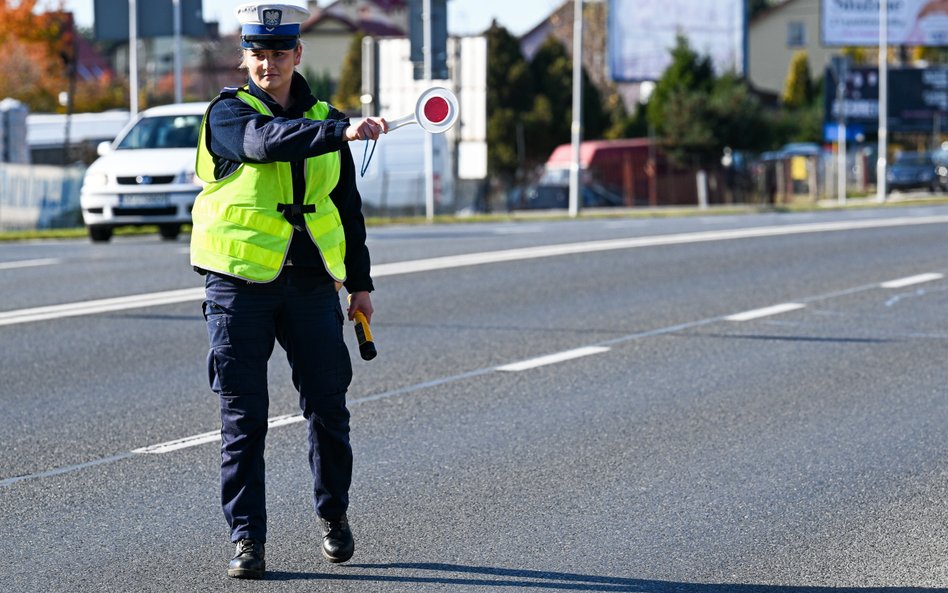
[
  {"left": 387, "top": 87, "right": 460, "bottom": 134},
  {"left": 358, "top": 87, "right": 459, "bottom": 177}
]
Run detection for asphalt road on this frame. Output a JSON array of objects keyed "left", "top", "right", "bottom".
[{"left": 3, "top": 205, "right": 948, "bottom": 592}]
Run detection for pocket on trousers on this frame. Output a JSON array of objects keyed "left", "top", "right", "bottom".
[
  {"left": 203, "top": 300, "right": 232, "bottom": 392},
  {"left": 203, "top": 300, "right": 232, "bottom": 346}
]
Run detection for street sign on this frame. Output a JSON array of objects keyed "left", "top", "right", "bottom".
[{"left": 408, "top": 0, "right": 448, "bottom": 80}]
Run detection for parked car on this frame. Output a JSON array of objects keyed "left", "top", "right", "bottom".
[
  {"left": 885, "top": 151, "right": 938, "bottom": 193},
  {"left": 514, "top": 181, "right": 624, "bottom": 210},
  {"left": 80, "top": 102, "right": 208, "bottom": 242},
  {"left": 933, "top": 149, "right": 948, "bottom": 192}
]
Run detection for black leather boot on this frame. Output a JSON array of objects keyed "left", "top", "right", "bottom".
[
  {"left": 318, "top": 515, "right": 354, "bottom": 563},
  {"left": 228, "top": 539, "right": 265, "bottom": 579}
]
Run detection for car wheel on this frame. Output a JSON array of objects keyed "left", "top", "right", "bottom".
[
  {"left": 88, "top": 225, "right": 112, "bottom": 242},
  {"left": 159, "top": 224, "right": 181, "bottom": 241}
]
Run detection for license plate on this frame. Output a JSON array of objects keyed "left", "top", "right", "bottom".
[{"left": 119, "top": 194, "right": 169, "bottom": 206}]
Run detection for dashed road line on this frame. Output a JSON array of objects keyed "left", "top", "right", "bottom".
[
  {"left": 725, "top": 303, "right": 807, "bottom": 322},
  {"left": 0, "top": 258, "right": 60, "bottom": 271},
  {"left": 880, "top": 273, "right": 944, "bottom": 288},
  {"left": 496, "top": 346, "right": 611, "bottom": 372}
]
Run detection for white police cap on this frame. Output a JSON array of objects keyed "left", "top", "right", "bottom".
[{"left": 236, "top": 3, "right": 311, "bottom": 50}]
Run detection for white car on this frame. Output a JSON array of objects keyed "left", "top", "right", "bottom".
[{"left": 80, "top": 102, "right": 208, "bottom": 242}]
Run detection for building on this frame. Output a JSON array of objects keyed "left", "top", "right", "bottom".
[
  {"left": 298, "top": 0, "right": 409, "bottom": 82},
  {"left": 747, "top": 0, "right": 839, "bottom": 97}
]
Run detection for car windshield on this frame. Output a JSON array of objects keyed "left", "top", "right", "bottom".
[
  {"left": 116, "top": 114, "right": 202, "bottom": 149},
  {"left": 894, "top": 153, "right": 931, "bottom": 167}
]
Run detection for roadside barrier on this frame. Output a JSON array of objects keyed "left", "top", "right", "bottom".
[{"left": 0, "top": 163, "right": 85, "bottom": 230}]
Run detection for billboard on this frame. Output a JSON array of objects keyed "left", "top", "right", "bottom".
[
  {"left": 822, "top": 0, "right": 948, "bottom": 47},
  {"left": 607, "top": 0, "right": 745, "bottom": 82},
  {"left": 94, "top": 0, "right": 205, "bottom": 41},
  {"left": 824, "top": 66, "right": 948, "bottom": 134}
]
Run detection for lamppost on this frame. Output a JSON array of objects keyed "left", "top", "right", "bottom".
[{"left": 568, "top": 0, "right": 583, "bottom": 218}]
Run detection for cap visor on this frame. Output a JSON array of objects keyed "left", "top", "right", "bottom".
[{"left": 241, "top": 37, "right": 299, "bottom": 50}]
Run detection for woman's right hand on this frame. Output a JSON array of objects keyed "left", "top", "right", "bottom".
[{"left": 344, "top": 118, "right": 388, "bottom": 142}]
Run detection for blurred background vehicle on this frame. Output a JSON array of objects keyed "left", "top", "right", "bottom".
[
  {"left": 79, "top": 102, "right": 207, "bottom": 242},
  {"left": 885, "top": 151, "right": 939, "bottom": 193}
]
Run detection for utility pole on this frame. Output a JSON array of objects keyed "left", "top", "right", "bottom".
[
  {"left": 129, "top": 0, "right": 139, "bottom": 115},
  {"left": 568, "top": 0, "right": 583, "bottom": 218},
  {"left": 173, "top": 0, "right": 183, "bottom": 103},
  {"left": 876, "top": 0, "right": 888, "bottom": 203}
]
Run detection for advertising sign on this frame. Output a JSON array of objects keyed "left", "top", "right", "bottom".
[
  {"left": 607, "top": 0, "right": 745, "bottom": 82},
  {"left": 822, "top": 0, "right": 948, "bottom": 47},
  {"left": 94, "top": 0, "right": 205, "bottom": 41},
  {"left": 824, "top": 66, "right": 948, "bottom": 135}
]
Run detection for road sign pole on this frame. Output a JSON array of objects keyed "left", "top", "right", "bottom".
[
  {"left": 876, "top": 0, "right": 888, "bottom": 203},
  {"left": 423, "top": 0, "right": 435, "bottom": 222}
]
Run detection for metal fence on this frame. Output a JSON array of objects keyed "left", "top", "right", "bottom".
[{"left": 0, "top": 163, "right": 85, "bottom": 230}]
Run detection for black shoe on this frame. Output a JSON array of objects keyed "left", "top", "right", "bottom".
[
  {"left": 318, "top": 515, "right": 354, "bottom": 563},
  {"left": 227, "top": 539, "right": 265, "bottom": 579}
]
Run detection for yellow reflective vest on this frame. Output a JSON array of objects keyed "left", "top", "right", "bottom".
[{"left": 190, "top": 88, "right": 346, "bottom": 283}]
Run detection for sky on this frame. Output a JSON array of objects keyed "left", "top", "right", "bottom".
[{"left": 60, "top": 0, "right": 556, "bottom": 37}]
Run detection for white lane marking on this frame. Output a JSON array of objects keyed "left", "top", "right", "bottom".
[
  {"left": 0, "top": 258, "right": 60, "bottom": 270},
  {"left": 0, "top": 288, "right": 204, "bottom": 327},
  {"left": 3, "top": 215, "right": 948, "bottom": 327},
  {"left": 725, "top": 303, "right": 806, "bottom": 322},
  {"left": 136, "top": 346, "right": 614, "bottom": 456},
  {"left": 10, "top": 261, "right": 935, "bottom": 481},
  {"left": 133, "top": 413, "right": 304, "bottom": 454},
  {"left": 496, "top": 346, "right": 611, "bottom": 372},
  {"left": 880, "top": 273, "right": 944, "bottom": 288},
  {"left": 371, "top": 215, "right": 948, "bottom": 277}
]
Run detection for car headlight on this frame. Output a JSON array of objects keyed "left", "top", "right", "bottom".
[
  {"left": 176, "top": 169, "right": 204, "bottom": 187},
  {"left": 83, "top": 172, "right": 109, "bottom": 188}
]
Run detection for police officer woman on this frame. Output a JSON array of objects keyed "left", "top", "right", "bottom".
[{"left": 190, "top": 2, "right": 386, "bottom": 580}]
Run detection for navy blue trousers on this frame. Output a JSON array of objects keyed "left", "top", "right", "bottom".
[{"left": 203, "top": 269, "right": 353, "bottom": 543}]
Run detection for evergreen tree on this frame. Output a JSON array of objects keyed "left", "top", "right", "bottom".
[
  {"left": 528, "top": 36, "right": 572, "bottom": 154},
  {"left": 333, "top": 33, "right": 365, "bottom": 113},
  {"left": 485, "top": 22, "right": 534, "bottom": 180},
  {"left": 781, "top": 50, "right": 812, "bottom": 108},
  {"left": 523, "top": 35, "right": 609, "bottom": 167},
  {"left": 646, "top": 35, "right": 714, "bottom": 134},
  {"left": 646, "top": 35, "right": 771, "bottom": 167}
]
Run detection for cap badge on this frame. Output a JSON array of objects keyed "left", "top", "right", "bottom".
[{"left": 263, "top": 9, "right": 282, "bottom": 30}]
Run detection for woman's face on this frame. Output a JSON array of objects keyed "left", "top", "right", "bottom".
[{"left": 245, "top": 46, "right": 301, "bottom": 97}]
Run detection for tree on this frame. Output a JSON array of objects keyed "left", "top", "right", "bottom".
[
  {"left": 485, "top": 22, "right": 534, "bottom": 180},
  {"left": 645, "top": 35, "right": 772, "bottom": 168},
  {"left": 709, "top": 72, "right": 771, "bottom": 154},
  {"left": 781, "top": 50, "right": 812, "bottom": 108},
  {"left": 646, "top": 35, "right": 714, "bottom": 134},
  {"left": 528, "top": 36, "right": 572, "bottom": 156},
  {"left": 333, "top": 32, "right": 365, "bottom": 113},
  {"left": 646, "top": 35, "right": 716, "bottom": 166},
  {"left": 0, "top": 0, "right": 73, "bottom": 112}
]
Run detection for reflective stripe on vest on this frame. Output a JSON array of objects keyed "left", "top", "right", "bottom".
[{"left": 190, "top": 89, "right": 345, "bottom": 283}]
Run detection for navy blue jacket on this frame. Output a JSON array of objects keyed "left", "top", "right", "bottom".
[{"left": 203, "top": 72, "right": 373, "bottom": 293}]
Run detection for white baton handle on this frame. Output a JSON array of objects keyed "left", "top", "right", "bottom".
[{"left": 386, "top": 114, "right": 416, "bottom": 131}]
